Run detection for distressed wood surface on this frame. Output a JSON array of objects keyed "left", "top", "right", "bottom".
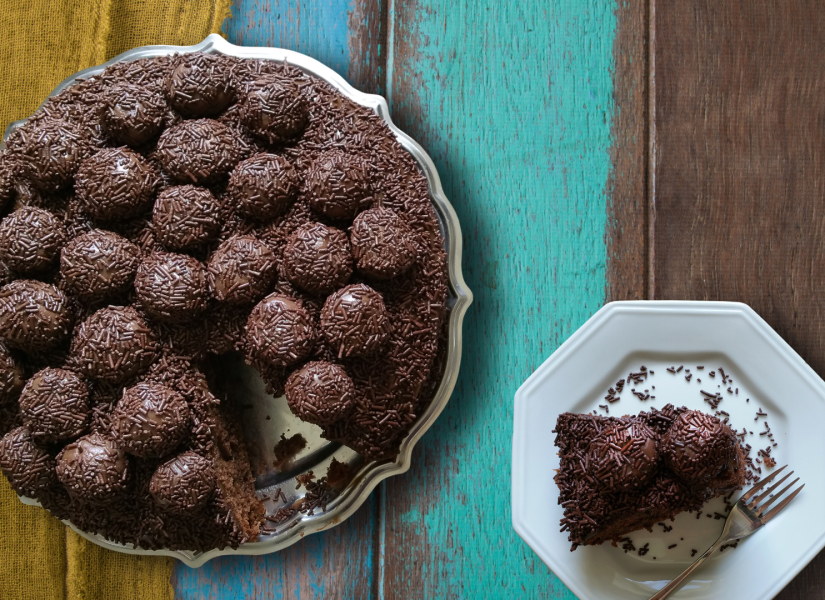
[
  {"left": 381, "top": 0, "right": 615, "bottom": 598},
  {"left": 651, "top": 3, "right": 825, "bottom": 597},
  {"left": 171, "top": 0, "right": 825, "bottom": 597}
]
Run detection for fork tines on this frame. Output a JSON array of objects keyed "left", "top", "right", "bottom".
[{"left": 742, "top": 465, "right": 805, "bottom": 524}]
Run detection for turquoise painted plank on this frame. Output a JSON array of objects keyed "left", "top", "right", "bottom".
[
  {"left": 380, "top": 0, "right": 617, "bottom": 597},
  {"left": 172, "top": 497, "right": 377, "bottom": 599},
  {"left": 223, "top": 0, "right": 352, "bottom": 82}
]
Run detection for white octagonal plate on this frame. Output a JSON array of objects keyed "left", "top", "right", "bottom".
[{"left": 512, "top": 301, "right": 825, "bottom": 600}]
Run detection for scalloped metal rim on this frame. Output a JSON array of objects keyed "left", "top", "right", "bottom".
[{"left": 3, "top": 33, "right": 473, "bottom": 567}]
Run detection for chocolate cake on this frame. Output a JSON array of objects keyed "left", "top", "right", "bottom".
[
  {"left": 0, "top": 51, "right": 448, "bottom": 552},
  {"left": 554, "top": 405, "right": 746, "bottom": 550}
]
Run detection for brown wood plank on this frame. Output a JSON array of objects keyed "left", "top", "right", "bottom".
[
  {"left": 651, "top": 1, "right": 825, "bottom": 596},
  {"left": 606, "top": 0, "right": 650, "bottom": 303}
]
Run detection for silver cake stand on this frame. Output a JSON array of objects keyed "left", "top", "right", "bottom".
[{"left": 1, "top": 34, "right": 472, "bottom": 567}]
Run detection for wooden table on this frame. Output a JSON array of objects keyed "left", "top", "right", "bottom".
[{"left": 174, "top": 0, "right": 825, "bottom": 597}]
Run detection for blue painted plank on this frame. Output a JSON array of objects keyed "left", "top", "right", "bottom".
[
  {"left": 172, "top": 497, "right": 377, "bottom": 599},
  {"left": 223, "top": 0, "right": 352, "bottom": 82},
  {"left": 379, "top": 0, "right": 618, "bottom": 597}
]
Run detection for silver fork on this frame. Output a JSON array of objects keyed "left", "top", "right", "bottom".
[{"left": 650, "top": 465, "right": 804, "bottom": 599}]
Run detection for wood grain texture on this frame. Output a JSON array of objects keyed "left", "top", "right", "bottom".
[
  {"left": 651, "top": 1, "right": 825, "bottom": 596},
  {"left": 172, "top": 497, "right": 377, "bottom": 599},
  {"left": 606, "top": 0, "right": 648, "bottom": 302},
  {"left": 379, "top": 0, "right": 617, "bottom": 597}
]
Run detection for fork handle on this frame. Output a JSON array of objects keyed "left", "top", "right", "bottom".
[{"left": 649, "top": 537, "right": 727, "bottom": 599}]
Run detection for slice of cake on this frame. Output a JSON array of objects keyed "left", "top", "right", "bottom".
[{"left": 554, "top": 404, "right": 745, "bottom": 550}]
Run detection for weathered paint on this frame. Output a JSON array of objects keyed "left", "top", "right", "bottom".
[
  {"left": 175, "top": 0, "right": 619, "bottom": 596},
  {"left": 381, "top": 0, "right": 616, "bottom": 597},
  {"left": 172, "top": 497, "right": 378, "bottom": 599},
  {"left": 223, "top": 0, "right": 352, "bottom": 81}
]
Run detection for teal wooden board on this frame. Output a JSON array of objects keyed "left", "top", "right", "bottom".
[
  {"left": 173, "top": 0, "right": 619, "bottom": 597},
  {"left": 380, "top": 0, "right": 616, "bottom": 597}
]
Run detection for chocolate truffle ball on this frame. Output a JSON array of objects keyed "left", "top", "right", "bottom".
[
  {"left": 587, "top": 419, "right": 659, "bottom": 491},
  {"left": 351, "top": 207, "right": 417, "bottom": 279},
  {"left": 19, "top": 368, "right": 89, "bottom": 443},
  {"left": 69, "top": 306, "right": 158, "bottom": 384},
  {"left": 135, "top": 252, "right": 209, "bottom": 323},
  {"left": 306, "top": 149, "right": 373, "bottom": 221},
  {"left": 320, "top": 284, "right": 392, "bottom": 357},
  {"left": 55, "top": 433, "right": 128, "bottom": 502},
  {"left": 75, "top": 147, "right": 160, "bottom": 220},
  {"left": 164, "top": 54, "right": 235, "bottom": 118},
  {"left": 0, "top": 207, "right": 67, "bottom": 274},
  {"left": 285, "top": 361, "right": 355, "bottom": 427},
  {"left": 17, "top": 118, "right": 90, "bottom": 192},
  {"left": 152, "top": 185, "right": 221, "bottom": 250},
  {"left": 239, "top": 75, "right": 309, "bottom": 144},
  {"left": 207, "top": 235, "right": 277, "bottom": 305},
  {"left": 662, "top": 410, "right": 739, "bottom": 485},
  {"left": 60, "top": 229, "right": 141, "bottom": 303},
  {"left": 113, "top": 382, "right": 190, "bottom": 458},
  {"left": 283, "top": 222, "right": 353, "bottom": 295},
  {"left": 245, "top": 294, "right": 315, "bottom": 367},
  {"left": 227, "top": 153, "right": 300, "bottom": 220},
  {"left": 0, "top": 426, "right": 57, "bottom": 497},
  {"left": 149, "top": 451, "right": 215, "bottom": 513},
  {"left": 99, "top": 83, "right": 168, "bottom": 147},
  {"left": 0, "top": 280, "right": 73, "bottom": 352},
  {"left": 0, "top": 342, "right": 24, "bottom": 402},
  {"left": 155, "top": 119, "right": 241, "bottom": 185}
]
